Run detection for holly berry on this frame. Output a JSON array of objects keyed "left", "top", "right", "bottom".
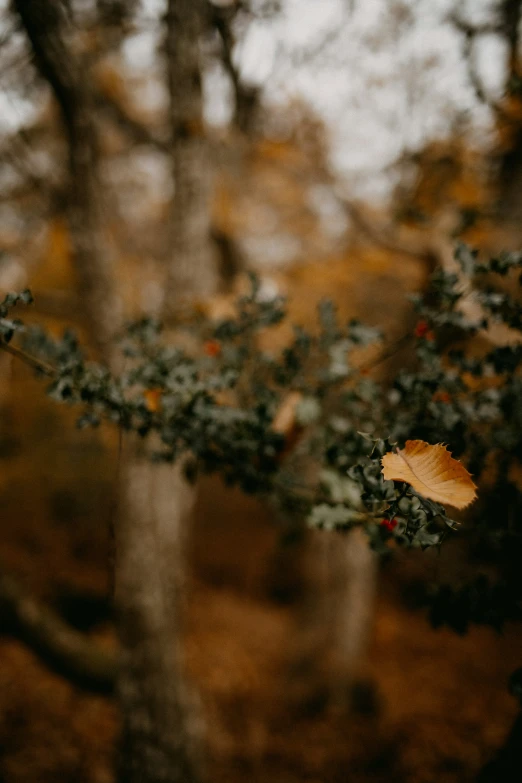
[
  {"left": 414, "top": 320, "right": 435, "bottom": 341},
  {"left": 433, "top": 390, "right": 451, "bottom": 404},
  {"left": 203, "top": 339, "right": 221, "bottom": 357},
  {"left": 380, "top": 518, "right": 398, "bottom": 533},
  {"left": 414, "top": 320, "right": 429, "bottom": 338}
]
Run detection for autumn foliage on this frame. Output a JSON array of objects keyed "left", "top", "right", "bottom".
[{"left": 381, "top": 440, "right": 477, "bottom": 510}]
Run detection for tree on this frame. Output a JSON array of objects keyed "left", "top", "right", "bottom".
[
  {"left": 12, "top": 0, "right": 120, "bottom": 362},
  {"left": 4, "top": 3, "right": 522, "bottom": 780},
  {"left": 448, "top": 1, "right": 522, "bottom": 238},
  {"left": 165, "top": 0, "right": 218, "bottom": 305},
  {"left": 116, "top": 3, "right": 219, "bottom": 781},
  {"left": 12, "top": 1, "right": 216, "bottom": 781}
]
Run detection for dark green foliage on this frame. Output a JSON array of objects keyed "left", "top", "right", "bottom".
[
  {"left": 0, "top": 289, "right": 33, "bottom": 342},
  {"left": 1, "top": 245, "right": 522, "bottom": 637}
]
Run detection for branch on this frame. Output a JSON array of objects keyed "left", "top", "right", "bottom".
[
  {"left": 94, "top": 88, "right": 170, "bottom": 153},
  {"left": 208, "top": 1, "right": 260, "bottom": 133},
  {"left": 0, "top": 570, "right": 117, "bottom": 693},
  {"left": 344, "top": 201, "right": 441, "bottom": 266},
  {"left": 208, "top": 2, "right": 242, "bottom": 98},
  {"left": 500, "top": 0, "right": 522, "bottom": 77},
  {"left": 447, "top": 13, "right": 502, "bottom": 38},
  {"left": 12, "top": 1, "right": 79, "bottom": 145},
  {"left": 447, "top": 12, "right": 506, "bottom": 112},
  {"left": 355, "top": 333, "right": 413, "bottom": 374},
  {"left": 0, "top": 339, "right": 55, "bottom": 377}
]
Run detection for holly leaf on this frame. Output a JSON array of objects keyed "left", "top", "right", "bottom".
[{"left": 381, "top": 440, "right": 477, "bottom": 509}]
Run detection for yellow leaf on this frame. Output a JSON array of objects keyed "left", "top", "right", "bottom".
[{"left": 381, "top": 440, "right": 477, "bottom": 509}]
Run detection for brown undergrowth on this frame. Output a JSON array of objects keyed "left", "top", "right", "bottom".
[{"left": 1, "top": 252, "right": 521, "bottom": 781}]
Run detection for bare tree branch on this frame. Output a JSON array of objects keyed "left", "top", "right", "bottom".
[
  {"left": 94, "top": 88, "right": 170, "bottom": 152},
  {"left": 208, "top": 1, "right": 260, "bottom": 133},
  {"left": 0, "top": 339, "right": 55, "bottom": 376},
  {"left": 0, "top": 570, "right": 117, "bottom": 693},
  {"left": 447, "top": 12, "right": 505, "bottom": 111},
  {"left": 344, "top": 201, "right": 441, "bottom": 269},
  {"left": 500, "top": 0, "right": 522, "bottom": 77},
  {"left": 447, "top": 12, "right": 502, "bottom": 38}
]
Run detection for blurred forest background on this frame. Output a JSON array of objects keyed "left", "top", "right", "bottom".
[{"left": 1, "top": 1, "right": 522, "bottom": 781}]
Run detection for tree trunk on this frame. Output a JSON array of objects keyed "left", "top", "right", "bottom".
[
  {"left": 13, "top": 0, "right": 120, "bottom": 361},
  {"left": 115, "top": 4, "right": 219, "bottom": 780},
  {"left": 116, "top": 448, "right": 203, "bottom": 783},
  {"left": 496, "top": 0, "right": 522, "bottom": 238},
  {"left": 286, "top": 527, "right": 378, "bottom": 710},
  {"left": 15, "top": 3, "right": 213, "bottom": 782},
  {"left": 164, "top": 0, "right": 218, "bottom": 306},
  {"left": 326, "top": 530, "right": 378, "bottom": 705}
]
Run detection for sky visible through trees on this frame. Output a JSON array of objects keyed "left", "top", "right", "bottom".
[
  {"left": 210, "top": 0, "right": 509, "bottom": 198},
  {"left": 0, "top": 0, "right": 513, "bottom": 202}
]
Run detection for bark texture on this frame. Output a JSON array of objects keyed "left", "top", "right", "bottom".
[
  {"left": 116, "top": 452, "right": 202, "bottom": 783},
  {"left": 326, "top": 530, "right": 378, "bottom": 702},
  {"left": 13, "top": 0, "right": 120, "bottom": 361},
  {"left": 165, "top": 0, "right": 218, "bottom": 306},
  {"left": 289, "top": 527, "right": 378, "bottom": 708}
]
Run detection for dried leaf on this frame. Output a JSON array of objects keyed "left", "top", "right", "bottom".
[
  {"left": 143, "top": 388, "right": 162, "bottom": 413},
  {"left": 272, "top": 391, "right": 303, "bottom": 436},
  {"left": 272, "top": 392, "right": 304, "bottom": 460},
  {"left": 381, "top": 439, "right": 477, "bottom": 509}
]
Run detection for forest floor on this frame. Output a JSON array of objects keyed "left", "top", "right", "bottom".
[{"left": 1, "top": 251, "right": 521, "bottom": 782}]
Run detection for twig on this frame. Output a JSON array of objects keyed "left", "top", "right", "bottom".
[
  {"left": 355, "top": 333, "right": 413, "bottom": 374},
  {"left": 94, "top": 88, "right": 169, "bottom": 152},
  {"left": 0, "top": 339, "right": 55, "bottom": 377},
  {"left": 447, "top": 12, "right": 507, "bottom": 115}
]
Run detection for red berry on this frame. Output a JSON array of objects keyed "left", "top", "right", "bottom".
[
  {"left": 414, "top": 321, "right": 435, "bottom": 341},
  {"left": 414, "top": 320, "right": 429, "bottom": 338},
  {"left": 204, "top": 339, "right": 221, "bottom": 357},
  {"left": 380, "top": 518, "right": 398, "bottom": 533}
]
